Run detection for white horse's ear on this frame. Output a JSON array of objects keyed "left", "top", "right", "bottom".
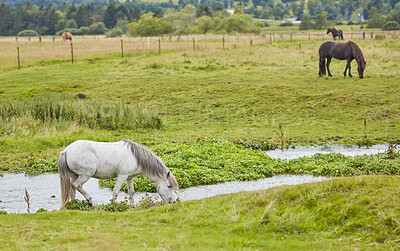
[{"left": 167, "top": 171, "right": 170, "bottom": 178}]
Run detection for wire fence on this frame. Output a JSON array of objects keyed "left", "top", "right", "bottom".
[{"left": 1, "top": 30, "right": 399, "bottom": 69}]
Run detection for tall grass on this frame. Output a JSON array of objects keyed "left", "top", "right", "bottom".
[{"left": 0, "top": 94, "right": 163, "bottom": 131}]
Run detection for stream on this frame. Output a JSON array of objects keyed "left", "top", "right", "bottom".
[{"left": 0, "top": 144, "right": 391, "bottom": 214}]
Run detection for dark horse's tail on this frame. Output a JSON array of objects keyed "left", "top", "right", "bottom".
[{"left": 318, "top": 42, "right": 330, "bottom": 76}]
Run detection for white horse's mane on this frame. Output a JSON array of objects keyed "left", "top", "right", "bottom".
[{"left": 122, "top": 140, "right": 179, "bottom": 189}]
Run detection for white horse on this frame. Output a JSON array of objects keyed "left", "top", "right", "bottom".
[{"left": 58, "top": 140, "right": 179, "bottom": 208}]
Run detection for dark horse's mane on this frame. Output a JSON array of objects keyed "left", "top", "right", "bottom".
[{"left": 347, "top": 41, "right": 366, "bottom": 70}]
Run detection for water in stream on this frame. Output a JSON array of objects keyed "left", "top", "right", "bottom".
[{"left": 0, "top": 144, "right": 391, "bottom": 214}]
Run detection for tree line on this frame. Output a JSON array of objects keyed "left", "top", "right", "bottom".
[{"left": 0, "top": 0, "right": 399, "bottom": 37}]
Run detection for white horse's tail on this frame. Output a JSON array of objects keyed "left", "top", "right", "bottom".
[{"left": 58, "top": 151, "right": 73, "bottom": 208}]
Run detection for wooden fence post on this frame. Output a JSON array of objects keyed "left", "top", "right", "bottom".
[
  {"left": 363, "top": 32, "right": 365, "bottom": 40},
  {"left": 158, "top": 38, "right": 161, "bottom": 54},
  {"left": 193, "top": 37, "right": 196, "bottom": 51},
  {"left": 70, "top": 42, "right": 74, "bottom": 63},
  {"left": 121, "top": 39, "right": 124, "bottom": 58},
  {"left": 371, "top": 32, "right": 373, "bottom": 39},
  {"left": 17, "top": 47, "right": 20, "bottom": 70},
  {"left": 222, "top": 36, "right": 225, "bottom": 49}
]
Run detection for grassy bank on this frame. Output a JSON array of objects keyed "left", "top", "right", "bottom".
[
  {"left": 1, "top": 36, "right": 399, "bottom": 167},
  {"left": 0, "top": 176, "right": 399, "bottom": 249}
]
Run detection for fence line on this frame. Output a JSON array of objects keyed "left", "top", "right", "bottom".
[
  {"left": 2, "top": 30, "right": 399, "bottom": 43},
  {"left": 2, "top": 30, "right": 399, "bottom": 69}
]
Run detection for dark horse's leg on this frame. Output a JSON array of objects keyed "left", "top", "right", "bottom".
[
  {"left": 326, "top": 56, "right": 333, "bottom": 77},
  {"left": 344, "top": 59, "right": 353, "bottom": 77},
  {"left": 319, "top": 56, "right": 325, "bottom": 77}
]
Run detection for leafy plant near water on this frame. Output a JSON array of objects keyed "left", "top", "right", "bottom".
[
  {"left": 63, "top": 199, "right": 131, "bottom": 212},
  {"left": 100, "top": 140, "right": 400, "bottom": 193},
  {"left": 9, "top": 139, "right": 400, "bottom": 193},
  {"left": 0, "top": 94, "right": 163, "bottom": 131},
  {"left": 8, "top": 153, "right": 58, "bottom": 173}
]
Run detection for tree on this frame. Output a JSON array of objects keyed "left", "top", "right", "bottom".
[
  {"left": 0, "top": 3, "right": 13, "bottom": 35},
  {"left": 307, "top": 0, "right": 317, "bottom": 17},
  {"left": 130, "top": 7, "right": 141, "bottom": 22},
  {"left": 164, "top": 5, "right": 197, "bottom": 34},
  {"left": 13, "top": 4, "right": 26, "bottom": 34},
  {"left": 315, "top": 12, "right": 328, "bottom": 29},
  {"left": 272, "top": 6, "right": 284, "bottom": 20},
  {"left": 189, "top": 15, "right": 214, "bottom": 33},
  {"left": 367, "top": 7, "right": 385, "bottom": 28},
  {"left": 42, "top": 4, "right": 59, "bottom": 34},
  {"left": 103, "top": 3, "right": 117, "bottom": 29},
  {"left": 299, "top": 14, "right": 314, "bottom": 30},
  {"left": 76, "top": 5, "right": 92, "bottom": 28},
  {"left": 127, "top": 12, "right": 172, "bottom": 36},
  {"left": 222, "top": 14, "right": 263, "bottom": 33}
]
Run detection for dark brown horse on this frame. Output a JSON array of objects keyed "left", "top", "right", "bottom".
[
  {"left": 327, "top": 28, "right": 343, "bottom": 40},
  {"left": 61, "top": 32, "right": 72, "bottom": 41},
  {"left": 319, "top": 41, "right": 366, "bottom": 78}
]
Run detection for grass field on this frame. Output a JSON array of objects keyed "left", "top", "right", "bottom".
[
  {"left": 1, "top": 33, "right": 399, "bottom": 166},
  {"left": 1, "top": 176, "right": 400, "bottom": 249},
  {"left": 0, "top": 32, "right": 400, "bottom": 248}
]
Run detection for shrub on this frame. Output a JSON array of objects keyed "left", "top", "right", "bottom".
[
  {"left": 280, "top": 21, "right": 294, "bottom": 26},
  {"left": 382, "top": 21, "right": 400, "bottom": 30},
  {"left": 88, "top": 22, "right": 108, "bottom": 35},
  {"left": 17, "top": 30, "right": 39, "bottom": 37},
  {"left": 375, "top": 34, "right": 386, "bottom": 40},
  {"left": 106, "top": 27, "right": 125, "bottom": 37}
]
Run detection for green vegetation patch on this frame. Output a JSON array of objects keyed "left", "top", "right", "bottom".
[
  {"left": 9, "top": 139, "right": 400, "bottom": 193},
  {"left": 0, "top": 94, "right": 163, "bottom": 131}
]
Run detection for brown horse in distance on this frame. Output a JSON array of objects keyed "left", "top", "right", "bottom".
[
  {"left": 61, "top": 32, "right": 72, "bottom": 41},
  {"left": 319, "top": 41, "right": 366, "bottom": 78}
]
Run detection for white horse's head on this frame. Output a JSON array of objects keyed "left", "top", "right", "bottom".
[{"left": 157, "top": 171, "right": 178, "bottom": 203}]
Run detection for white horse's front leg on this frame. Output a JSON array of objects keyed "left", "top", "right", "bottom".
[
  {"left": 112, "top": 175, "right": 128, "bottom": 203},
  {"left": 126, "top": 177, "right": 135, "bottom": 207}
]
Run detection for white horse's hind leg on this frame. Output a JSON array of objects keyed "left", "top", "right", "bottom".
[
  {"left": 72, "top": 175, "right": 93, "bottom": 206},
  {"left": 112, "top": 175, "right": 128, "bottom": 203},
  {"left": 70, "top": 173, "right": 78, "bottom": 201},
  {"left": 126, "top": 177, "right": 135, "bottom": 207}
]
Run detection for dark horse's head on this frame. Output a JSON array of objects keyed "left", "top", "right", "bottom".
[
  {"left": 348, "top": 41, "right": 367, "bottom": 78},
  {"left": 326, "top": 28, "right": 332, "bottom": 34}
]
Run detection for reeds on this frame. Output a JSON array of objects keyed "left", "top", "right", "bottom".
[{"left": 0, "top": 94, "right": 163, "bottom": 131}]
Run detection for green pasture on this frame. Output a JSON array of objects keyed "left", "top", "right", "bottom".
[{"left": 0, "top": 36, "right": 399, "bottom": 167}]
